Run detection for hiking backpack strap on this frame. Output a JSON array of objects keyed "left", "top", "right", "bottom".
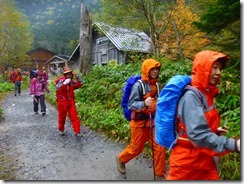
[
  {"left": 138, "top": 79, "right": 146, "bottom": 95},
  {"left": 138, "top": 80, "right": 160, "bottom": 97},
  {"left": 156, "top": 82, "right": 160, "bottom": 96},
  {"left": 184, "top": 85, "right": 216, "bottom": 111},
  {"left": 173, "top": 85, "right": 217, "bottom": 149}
]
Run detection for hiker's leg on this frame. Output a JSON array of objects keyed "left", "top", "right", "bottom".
[
  {"left": 148, "top": 126, "right": 166, "bottom": 176},
  {"left": 33, "top": 96, "right": 39, "bottom": 112},
  {"left": 68, "top": 100, "right": 80, "bottom": 134},
  {"left": 14, "top": 82, "right": 18, "bottom": 95},
  {"left": 39, "top": 95, "right": 46, "bottom": 113},
  {"left": 118, "top": 126, "right": 148, "bottom": 164},
  {"left": 18, "top": 82, "right": 21, "bottom": 95},
  {"left": 57, "top": 100, "right": 68, "bottom": 132}
]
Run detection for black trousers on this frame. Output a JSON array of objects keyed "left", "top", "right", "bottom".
[{"left": 33, "top": 95, "right": 46, "bottom": 113}]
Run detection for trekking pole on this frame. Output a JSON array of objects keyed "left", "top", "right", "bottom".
[{"left": 149, "top": 110, "right": 155, "bottom": 180}]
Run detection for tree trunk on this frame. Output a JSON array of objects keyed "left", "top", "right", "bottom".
[
  {"left": 79, "top": 1, "right": 92, "bottom": 76},
  {"left": 172, "top": 19, "right": 184, "bottom": 60}
]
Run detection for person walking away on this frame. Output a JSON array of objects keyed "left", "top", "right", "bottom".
[
  {"left": 55, "top": 68, "right": 83, "bottom": 137},
  {"left": 116, "top": 59, "right": 166, "bottom": 180},
  {"left": 43, "top": 70, "right": 49, "bottom": 82},
  {"left": 12, "top": 68, "right": 23, "bottom": 96},
  {"left": 166, "top": 50, "right": 240, "bottom": 180},
  {"left": 30, "top": 71, "right": 50, "bottom": 115},
  {"left": 9, "top": 70, "right": 15, "bottom": 83}
]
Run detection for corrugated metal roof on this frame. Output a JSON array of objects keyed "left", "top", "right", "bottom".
[
  {"left": 45, "top": 54, "right": 70, "bottom": 64},
  {"left": 93, "top": 22, "right": 152, "bottom": 53}
]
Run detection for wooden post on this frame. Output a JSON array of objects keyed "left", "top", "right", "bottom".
[{"left": 79, "top": 1, "right": 92, "bottom": 76}]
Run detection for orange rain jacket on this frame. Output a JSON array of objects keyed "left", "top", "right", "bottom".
[
  {"left": 118, "top": 59, "right": 166, "bottom": 177},
  {"left": 167, "top": 50, "right": 239, "bottom": 180},
  {"left": 128, "top": 59, "right": 161, "bottom": 127}
]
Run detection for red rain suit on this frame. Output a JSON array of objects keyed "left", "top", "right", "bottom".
[{"left": 55, "top": 76, "right": 83, "bottom": 134}]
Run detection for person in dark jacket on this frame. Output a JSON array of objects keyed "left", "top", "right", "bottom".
[{"left": 167, "top": 50, "right": 240, "bottom": 180}]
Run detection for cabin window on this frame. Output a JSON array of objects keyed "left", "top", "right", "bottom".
[{"left": 97, "top": 37, "right": 109, "bottom": 45}]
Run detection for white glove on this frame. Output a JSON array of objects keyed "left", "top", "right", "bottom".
[
  {"left": 31, "top": 95, "right": 34, "bottom": 98},
  {"left": 237, "top": 139, "right": 240, "bottom": 152},
  {"left": 63, "top": 79, "right": 71, "bottom": 85}
]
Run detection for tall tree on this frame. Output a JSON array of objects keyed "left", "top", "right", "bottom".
[
  {"left": 79, "top": 1, "right": 92, "bottom": 75},
  {"left": 161, "top": 0, "right": 210, "bottom": 60},
  {"left": 0, "top": 0, "right": 33, "bottom": 71},
  {"left": 93, "top": 0, "right": 175, "bottom": 57},
  {"left": 193, "top": 0, "right": 240, "bottom": 61}
]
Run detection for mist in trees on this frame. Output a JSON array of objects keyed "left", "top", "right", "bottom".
[{"left": 14, "top": 0, "right": 99, "bottom": 55}]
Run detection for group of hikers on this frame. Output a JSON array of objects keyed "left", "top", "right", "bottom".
[
  {"left": 8, "top": 50, "right": 240, "bottom": 180},
  {"left": 9, "top": 67, "right": 84, "bottom": 137},
  {"left": 116, "top": 50, "right": 240, "bottom": 180}
]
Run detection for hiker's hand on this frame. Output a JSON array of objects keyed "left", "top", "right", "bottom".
[
  {"left": 217, "top": 126, "right": 229, "bottom": 135},
  {"left": 63, "top": 79, "right": 71, "bottom": 85},
  {"left": 237, "top": 139, "right": 240, "bottom": 152},
  {"left": 31, "top": 95, "right": 34, "bottom": 98},
  {"left": 145, "top": 97, "right": 153, "bottom": 108},
  {"left": 76, "top": 74, "right": 83, "bottom": 82}
]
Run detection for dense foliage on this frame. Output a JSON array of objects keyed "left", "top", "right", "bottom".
[{"left": 0, "top": 0, "right": 33, "bottom": 69}]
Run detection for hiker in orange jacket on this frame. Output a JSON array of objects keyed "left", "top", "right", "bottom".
[
  {"left": 55, "top": 68, "right": 83, "bottom": 137},
  {"left": 116, "top": 59, "right": 166, "bottom": 180},
  {"left": 166, "top": 50, "right": 240, "bottom": 180},
  {"left": 11, "top": 68, "right": 23, "bottom": 96}
]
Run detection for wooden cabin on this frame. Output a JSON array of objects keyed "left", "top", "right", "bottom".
[
  {"left": 45, "top": 54, "right": 73, "bottom": 76},
  {"left": 26, "top": 47, "right": 56, "bottom": 72},
  {"left": 69, "top": 22, "right": 152, "bottom": 65}
]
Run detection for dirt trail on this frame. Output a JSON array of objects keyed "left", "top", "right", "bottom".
[{"left": 0, "top": 89, "right": 156, "bottom": 181}]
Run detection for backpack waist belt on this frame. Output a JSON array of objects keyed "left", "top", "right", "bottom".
[
  {"left": 176, "top": 137, "right": 195, "bottom": 149},
  {"left": 131, "top": 112, "right": 154, "bottom": 120}
]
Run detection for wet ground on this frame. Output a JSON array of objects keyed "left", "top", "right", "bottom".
[{"left": 0, "top": 90, "right": 155, "bottom": 181}]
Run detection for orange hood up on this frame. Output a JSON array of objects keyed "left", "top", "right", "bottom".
[
  {"left": 191, "top": 50, "right": 229, "bottom": 94},
  {"left": 141, "top": 59, "right": 161, "bottom": 82}
]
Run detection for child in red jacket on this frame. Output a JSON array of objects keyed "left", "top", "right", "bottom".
[{"left": 55, "top": 68, "right": 83, "bottom": 137}]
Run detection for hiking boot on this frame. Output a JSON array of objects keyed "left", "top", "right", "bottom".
[
  {"left": 59, "top": 131, "right": 65, "bottom": 136},
  {"left": 42, "top": 112, "right": 46, "bottom": 116},
  {"left": 35, "top": 112, "right": 38, "bottom": 114},
  {"left": 75, "top": 133, "right": 82, "bottom": 137},
  {"left": 116, "top": 156, "right": 126, "bottom": 174},
  {"left": 154, "top": 175, "right": 166, "bottom": 180}
]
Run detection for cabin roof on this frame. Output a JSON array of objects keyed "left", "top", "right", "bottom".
[{"left": 93, "top": 22, "right": 151, "bottom": 53}]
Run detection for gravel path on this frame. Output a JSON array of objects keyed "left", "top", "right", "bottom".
[{"left": 0, "top": 89, "right": 155, "bottom": 181}]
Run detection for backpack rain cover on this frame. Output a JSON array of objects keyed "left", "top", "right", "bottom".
[
  {"left": 155, "top": 75, "right": 192, "bottom": 149},
  {"left": 121, "top": 75, "right": 142, "bottom": 121}
]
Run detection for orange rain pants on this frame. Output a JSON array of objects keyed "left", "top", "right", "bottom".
[
  {"left": 167, "top": 166, "right": 219, "bottom": 180},
  {"left": 118, "top": 126, "right": 166, "bottom": 176}
]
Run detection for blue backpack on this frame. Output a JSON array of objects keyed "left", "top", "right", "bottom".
[
  {"left": 10, "top": 72, "right": 15, "bottom": 81},
  {"left": 155, "top": 75, "right": 204, "bottom": 150},
  {"left": 121, "top": 75, "right": 146, "bottom": 121}
]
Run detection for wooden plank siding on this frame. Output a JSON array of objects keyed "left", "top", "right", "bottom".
[{"left": 26, "top": 47, "right": 56, "bottom": 72}]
